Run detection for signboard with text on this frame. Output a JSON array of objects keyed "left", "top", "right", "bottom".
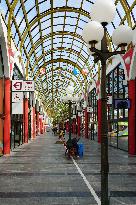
[
  {"left": 12, "top": 80, "right": 35, "bottom": 92},
  {"left": 78, "top": 112, "right": 83, "bottom": 117},
  {"left": 23, "top": 81, "right": 35, "bottom": 92},
  {"left": 107, "top": 95, "right": 112, "bottom": 105},
  {"left": 87, "top": 107, "right": 93, "bottom": 113}
]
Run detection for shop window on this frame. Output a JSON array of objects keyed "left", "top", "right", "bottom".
[
  {"left": 88, "top": 88, "right": 97, "bottom": 140},
  {"left": 107, "top": 64, "right": 128, "bottom": 151}
]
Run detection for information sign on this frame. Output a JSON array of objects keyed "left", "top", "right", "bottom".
[
  {"left": 12, "top": 80, "right": 35, "bottom": 92},
  {"left": 12, "top": 92, "right": 23, "bottom": 102},
  {"left": 23, "top": 81, "right": 35, "bottom": 92}
]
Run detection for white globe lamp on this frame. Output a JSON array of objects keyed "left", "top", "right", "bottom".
[
  {"left": 82, "top": 21, "right": 104, "bottom": 45},
  {"left": 91, "top": 0, "right": 116, "bottom": 24},
  {"left": 112, "top": 25, "right": 133, "bottom": 48},
  {"left": 61, "top": 95, "right": 67, "bottom": 102},
  {"left": 73, "top": 95, "right": 80, "bottom": 102},
  {"left": 67, "top": 93, "right": 72, "bottom": 101},
  {"left": 67, "top": 85, "right": 74, "bottom": 94}
]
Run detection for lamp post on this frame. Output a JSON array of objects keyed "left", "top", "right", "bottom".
[
  {"left": 68, "top": 98, "right": 72, "bottom": 140},
  {"left": 82, "top": 0, "right": 133, "bottom": 204},
  {"left": 62, "top": 93, "right": 80, "bottom": 141}
]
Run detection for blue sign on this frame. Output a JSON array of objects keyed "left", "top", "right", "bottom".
[{"left": 114, "top": 99, "right": 130, "bottom": 109}]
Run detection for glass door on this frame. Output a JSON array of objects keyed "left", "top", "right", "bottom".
[{"left": 107, "top": 64, "right": 128, "bottom": 151}]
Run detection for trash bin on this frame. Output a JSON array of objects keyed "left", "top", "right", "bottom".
[{"left": 78, "top": 143, "right": 84, "bottom": 157}]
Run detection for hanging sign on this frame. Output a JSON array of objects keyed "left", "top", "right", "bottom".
[
  {"left": 12, "top": 92, "right": 23, "bottom": 102},
  {"left": 82, "top": 69, "right": 88, "bottom": 76},
  {"left": 87, "top": 107, "right": 93, "bottom": 113},
  {"left": 83, "top": 101, "right": 87, "bottom": 108},
  {"left": 78, "top": 112, "right": 83, "bottom": 117},
  {"left": 23, "top": 81, "right": 35, "bottom": 92},
  {"left": 40, "top": 67, "right": 45, "bottom": 75},
  {"left": 39, "top": 115, "right": 43, "bottom": 119},
  {"left": 107, "top": 95, "right": 112, "bottom": 105},
  {"left": 73, "top": 68, "right": 79, "bottom": 76},
  {"left": 12, "top": 80, "right": 35, "bottom": 92}
]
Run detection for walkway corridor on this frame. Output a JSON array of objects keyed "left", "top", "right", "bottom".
[{"left": 0, "top": 133, "right": 136, "bottom": 205}]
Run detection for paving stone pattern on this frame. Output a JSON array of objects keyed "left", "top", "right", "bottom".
[{"left": 0, "top": 132, "right": 136, "bottom": 205}]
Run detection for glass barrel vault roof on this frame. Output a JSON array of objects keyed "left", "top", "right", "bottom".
[{"left": 0, "top": 0, "right": 136, "bottom": 113}]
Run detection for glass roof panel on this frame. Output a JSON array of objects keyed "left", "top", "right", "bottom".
[
  {"left": 82, "top": 0, "right": 93, "bottom": 13},
  {"left": 0, "top": 0, "right": 135, "bottom": 110},
  {"left": 19, "top": 19, "right": 27, "bottom": 34},
  {"left": 27, "top": 7, "right": 37, "bottom": 22},
  {"left": 14, "top": 1, "right": 21, "bottom": 16},
  {"left": 24, "top": 0, "right": 35, "bottom": 12},
  {"left": 31, "top": 26, "right": 40, "bottom": 37},
  {"left": 67, "top": 0, "right": 82, "bottom": 8},
  {"left": 53, "top": 24, "right": 64, "bottom": 32},
  {"left": 42, "top": 27, "right": 51, "bottom": 36},
  {"left": 39, "top": 0, "right": 50, "bottom": 13}
]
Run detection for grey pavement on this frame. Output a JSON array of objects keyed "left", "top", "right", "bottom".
[{"left": 0, "top": 132, "right": 136, "bottom": 205}]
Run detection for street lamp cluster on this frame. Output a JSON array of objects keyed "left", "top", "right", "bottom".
[
  {"left": 82, "top": 0, "right": 135, "bottom": 204},
  {"left": 83, "top": 0, "right": 133, "bottom": 50},
  {"left": 62, "top": 86, "right": 80, "bottom": 141}
]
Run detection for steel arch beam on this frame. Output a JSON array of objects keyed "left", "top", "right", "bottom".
[
  {"left": 27, "top": 32, "right": 84, "bottom": 58},
  {"left": 20, "top": 7, "right": 90, "bottom": 50},
  {"left": 32, "top": 48, "right": 90, "bottom": 75},
  {"left": 35, "top": 66, "right": 84, "bottom": 95},
  {"left": 34, "top": 58, "right": 87, "bottom": 81}
]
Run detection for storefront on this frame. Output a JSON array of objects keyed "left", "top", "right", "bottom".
[
  {"left": 28, "top": 98, "right": 31, "bottom": 140},
  {"left": 10, "top": 64, "right": 24, "bottom": 149},
  {"left": 107, "top": 63, "right": 128, "bottom": 151},
  {"left": 88, "top": 88, "right": 97, "bottom": 140},
  {"left": 0, "top": 44, "right": 4, "bottom": 155}
]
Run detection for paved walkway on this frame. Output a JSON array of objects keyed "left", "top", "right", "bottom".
[{"left": 0, "top": 132, "right": 136, "bottom": 205}]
